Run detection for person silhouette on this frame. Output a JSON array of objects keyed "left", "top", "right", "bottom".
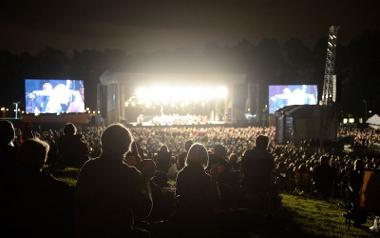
[
  {"left": 0, "top": 120, "right": 17, "bottom": 176},
  {"left": 2, "top": 138, "right": 73, "bottom": 237},
  {"left": 75, "top": 123, "right": 152, "bottom": 238}
]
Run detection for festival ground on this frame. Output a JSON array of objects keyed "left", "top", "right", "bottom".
[{"left": 55, "top": 167, "right": 377, "bottom": 238}]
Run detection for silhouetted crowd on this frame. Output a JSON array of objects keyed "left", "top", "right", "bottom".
[{"left": 1, "top": 120, "right": 379, "bottom": 237}]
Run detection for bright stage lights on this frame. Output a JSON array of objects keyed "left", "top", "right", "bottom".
[{"left": 134, "top": 85, "right": 228, "bottom": 105}]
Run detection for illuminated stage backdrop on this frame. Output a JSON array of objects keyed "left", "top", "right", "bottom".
[{"left": 99, "top": 72, "right": 247, "bottom": 125}]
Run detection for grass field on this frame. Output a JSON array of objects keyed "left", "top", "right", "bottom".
[
  {"left": 54, "top": 167, "right": 377, "bottom": 237},
  {"left": 280, "top": 194, "right": 376, "bottom": 238}
]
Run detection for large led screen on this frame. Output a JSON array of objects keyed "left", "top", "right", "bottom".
[
  {"left": 25, "top": 79, "right": 85, "bottom": 114},
  {"left": 269, "top": 85, "right": 318, "bottom": 113}
]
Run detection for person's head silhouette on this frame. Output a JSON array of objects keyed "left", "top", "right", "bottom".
[
  {"left": 184, "top": 140, "right": 193, "bottom": 151},
  {"left": 101, "top": 123, "right": 133, "bottom": 158},
  {"left": 256, "top": 135, "right": 269, "bottom": 150},
  {"left": 186, "top": 143, "right": 209, "bottom": 169},
  {"left": 63, "top": 123, "right": 77, "bottom": 136},
  {"left": 0, "top": 120, "right": 15, "bottom": 146},
  {"left": 214, "top": 144, "right": 227, "bottom": 158}
]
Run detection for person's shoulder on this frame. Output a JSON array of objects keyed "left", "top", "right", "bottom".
[
  {"left": 47, "top": 174, "right": 73, "bottom": 190},
  {"left": 121, "top": 162, "right": 143, "bottom": 177},
  {"left": 264, "top": 150, "right": 274, "bottom": 159},
  {"left": 242, "top": 149, "right": 255, "bottom": 158},
  {"left": 81, "top": 157, "right": 98, "bottom": 167},
  {"left": 177, "top": 165, "right": 196, "bottom": 178},
  {"left": 79, "top": 157, "right": 100, "bottom": 174},
  {"left": 179, "top": 151, "right": 187, "bottom": 158}
]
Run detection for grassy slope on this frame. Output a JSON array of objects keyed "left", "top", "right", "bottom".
[
  {"left": 54, "top": 167, "right": 377, "bottom": 237},
  {"left": 281, "top": 194, "right": 375, "bottom": 238}
]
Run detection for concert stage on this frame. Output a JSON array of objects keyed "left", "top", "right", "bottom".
[{"left": 99, "top": 72, "right": 247, "bottom": 125}]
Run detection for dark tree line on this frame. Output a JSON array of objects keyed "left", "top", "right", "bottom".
[{"left": 0, "top": 30, "right": 379, "bottom": 117}]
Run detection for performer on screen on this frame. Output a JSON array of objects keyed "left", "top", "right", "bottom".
[{"left": 28, "top": 80, "right": 85, "bottom": 113}]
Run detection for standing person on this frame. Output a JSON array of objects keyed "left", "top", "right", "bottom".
[
  {"left": 125, "top": 141, "right": 142, "bottom": 167},
  {"left": 344, "top": 159, "right": 367, "bottom": 227},
  {"left": 313, "top": 155, "right": 336, "bottom": 200},
  {"left": 75, "top": 124, "right": 152, "bottom": 238},
  {"left": 228, "top": 153, "right": 240, "bottom": 171},
  {"left": 57, "top": 123, "right": 88, "bottom": 168},
  {"left": 177, "top": 140, "right": 193, "bottom": 171},
  {"left": 157, "top": 145, "right": 171, "bottom": 173},
  {"left": 241, "top": 135, "right": 274, "bottom": 210},
  {"left": 175, "top": 143, "right": 216, "bottom": 236},
  {"left": 0, "top": 120, "right": 17, "bottom": 176}
]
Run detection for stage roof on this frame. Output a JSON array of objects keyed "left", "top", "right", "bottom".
[{"left": 100, "top": 71, "right": 247, "bottom": 86}]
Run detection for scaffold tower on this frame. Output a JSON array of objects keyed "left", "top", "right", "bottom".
[{"left": 321, "top": 25, "right": 339, "bottom": 105}]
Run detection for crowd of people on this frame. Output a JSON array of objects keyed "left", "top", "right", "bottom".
[{"left": 1, "top": 120, "right": 379, "bottom": 236}]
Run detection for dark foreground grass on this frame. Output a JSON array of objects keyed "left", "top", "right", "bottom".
[
  {"left": 54, "top": 167, "right": 80, "bottom": 187},
  {"left": 54, "top": 167, "right": 377, "bottom": 237},
  {"left": 281, "top": 194, "right": 376, "bottom": 238}
]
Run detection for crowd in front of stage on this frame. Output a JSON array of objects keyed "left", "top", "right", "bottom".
[{"left": 1, "top": 120, "right": 379, "bottom": 236}]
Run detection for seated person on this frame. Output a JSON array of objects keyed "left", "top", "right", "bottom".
[
  {"left": 75, "top": 123, "right": 152, "bottom": 237},
  {"left": 2, "top": 138, "right": 73, "bottom": 236}
]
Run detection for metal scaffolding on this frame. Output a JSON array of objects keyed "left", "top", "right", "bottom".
[{"left": 321, "top": 25, "right": 339, "bottom": 105}]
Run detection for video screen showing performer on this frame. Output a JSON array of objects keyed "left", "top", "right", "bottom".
[
  {"left": 25, "top": 79, "right": 85, "bottom": 114},
  {"left": 269, "top": 85, "right": 318, "bottom": 113}
]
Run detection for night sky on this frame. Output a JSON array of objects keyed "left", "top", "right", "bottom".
[{"left": 1, "top": 0, "right": 380, "bottom": 53}]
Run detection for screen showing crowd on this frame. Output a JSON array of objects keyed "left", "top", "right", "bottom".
[
  {"left": 25, "top": 79, "right": 85, "bottom": 114},
  {"left": 269, "top": 85, "right": 318, "bottom": 113}
]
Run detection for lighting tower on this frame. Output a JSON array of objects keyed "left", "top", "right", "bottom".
[
  {"left": 13, "top": 101, "right": 20, "bottom": 119},
  {"left": 321, "top": 25, "right": 339, "bottom": 105}
]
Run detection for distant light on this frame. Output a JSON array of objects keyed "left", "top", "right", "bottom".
[
  {"left": 348, "top": 118, "right": 355, "bottom": 124},
  {"left": 97, "top": 110, "right": 101, "bottom": 114},
  {"left": 343, "top": 118, "right": 348, "bottom": 124}
]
